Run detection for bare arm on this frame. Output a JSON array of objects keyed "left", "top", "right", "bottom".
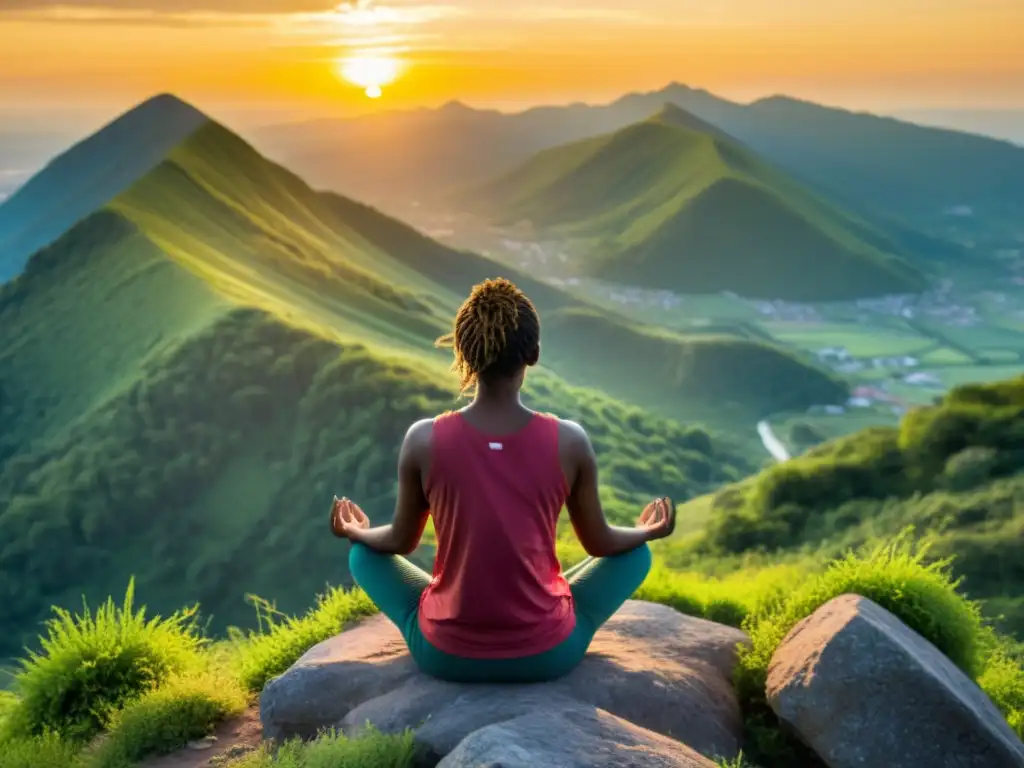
[
  {"left": 563, "top": 421, "right": 675, "bottom": 557},
  {"left": 344, "top": 420, "right": 431, "bottom": 555}
]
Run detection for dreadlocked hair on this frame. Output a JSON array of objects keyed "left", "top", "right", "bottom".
[{"left": 436, "top": 278, "right": 541, "bottom": 394}]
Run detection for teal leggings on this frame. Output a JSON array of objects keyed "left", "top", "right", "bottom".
[{"left": 348, "top": 542, "right": 652, "bottom": 683}]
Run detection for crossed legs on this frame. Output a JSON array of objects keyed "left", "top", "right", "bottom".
[{"left": 348, "top": 542, "right": 651, "bottom": 682}]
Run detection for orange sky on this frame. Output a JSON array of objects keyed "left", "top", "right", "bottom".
[{"left": 1, "top": 0, "right": 1023, "bottom": 122}]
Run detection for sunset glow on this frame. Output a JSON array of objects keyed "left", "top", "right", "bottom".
[
  {"left": 337, "top": 54, "right": 402, "bottom": 99},
  {"left": 0, "top": 1, "right": 1022, "bottom": 115}
]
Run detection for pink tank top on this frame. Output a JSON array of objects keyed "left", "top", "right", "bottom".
[{"left": 418, "top": 410, "right": 575, "bottom": 659}]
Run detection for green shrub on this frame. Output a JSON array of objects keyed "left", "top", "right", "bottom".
[
  {"left": 0, "top": 732, "right": 80, "bottom": 768},
  {"left": 226, "top": 728, "right": 415, "bottom": 767},
  {"left": 977, "top": 640, "right": 1024, "bottom": 738},
  {"left": 81, "top": 670, "right": 248, "bottom": 767},
  {"left": 0, "top": 690, "right": 16, "bottom": 724},
  {"left": 232, "top": 587, "right": 376, "bottom": 693},
  {"left": 941, "top": 446, "right": 999, "bottom": 491},
  {"left": 4, "top": 580, "right": 204, "bottom": 744}
]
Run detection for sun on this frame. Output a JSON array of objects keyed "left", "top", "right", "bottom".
[{"left": 337, "top": 54, "right": 402, "bottom": 99}]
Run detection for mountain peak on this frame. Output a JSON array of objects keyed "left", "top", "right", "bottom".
[
  {"left": 127, "top": 92, "right": 208, "bottom": 123},
  {"left": 439, "top": 100, "right": 474, "bottom": 114},
  {"left": 648, "top": 103, "right": 735, "bottom": 142},
  {"left": 0, "top": 92, "right": 210, "bottom": 282}
]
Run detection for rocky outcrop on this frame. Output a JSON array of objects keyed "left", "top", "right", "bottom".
[
  {"left": 436, "top": 700, "right": 716, "bottom": 768},
  {"left": 766, "top": 594, "right": 1024, "bottom": 768},
  {"left": 260, "top": 600, "right": 749, "bottom": 766}
]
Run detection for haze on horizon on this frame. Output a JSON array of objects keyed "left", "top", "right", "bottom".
[{"left": 1, "top": 0, "right": 1023, "bottom": 129}]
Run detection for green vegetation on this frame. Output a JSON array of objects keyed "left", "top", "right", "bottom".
[
  {"left": 1, "top": 534, "right": 1019, "bottom": 768},
  {"left": 0, "top": 113, "right": 764, "bottom": 660},
  {"left": 2, "top": 94, "right": 1022, "bottom": 767},
  {"left": 765, "top": 322, "right": 934, "bottom": 358},
  {"left": 81, "top": 670, "right": 248, "bottom": 767},
  {"left": 691, "top": 376, "right": 1024, "bottom": 641},
  {"left": 0, "top": 285, "right": 751, "bottom": 659},
  {"left": 227, "top": 730, "right": 415, "bottom": 768},
  {"left": 703, "top": 375, "right": 1024, "bottom": 555},
  {"left": 2, "top": 580, "right": 205, "bottom": 744},
  {"left": 734, "top": 537, "right": 991, "bottom": 764},
  {"left": 470, "top": 105, "right": 925, "bottom": 302},
  {"left": 231, "top": 587, "right": 376, "bottom": 693},
  {"left": 541, "top": 307, "right": 848, "bottom": 421}
]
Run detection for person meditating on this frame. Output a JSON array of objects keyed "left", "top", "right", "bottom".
[{"left": 330, "top": 277, "right": 676, "bottom": 683}]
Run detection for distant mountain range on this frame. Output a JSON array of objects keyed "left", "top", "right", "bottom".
[
  {"left": 893, "top": 109, "right": 1024, "bottom": 146},
  {"left": 466, "top": 104, "right": 926, "bottom": 302},
  {"left": 0, "top": 93, "right": 848, "bottom": 652},
  {"left": 254, "top": 83, "right": 1024, "bottom": 235}
]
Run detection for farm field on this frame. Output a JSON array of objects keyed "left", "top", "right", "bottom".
[{"left": 762, "top": 321, "right": 935, "bottom": 357}]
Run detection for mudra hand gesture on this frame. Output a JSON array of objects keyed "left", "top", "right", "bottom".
[
  {"left": 636, "top": 496, "right": 675, "bottom": 541},
  {"left": 330, "top": 495, "right": 370, "bottom": 539}
]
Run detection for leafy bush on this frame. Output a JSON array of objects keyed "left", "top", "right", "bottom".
[
  {"left": 81, "top": 671, "right": 248, "bottom": 767},
  {"left": 225, "top": 728, "right": 415, "bottom": 767},
  {"left": 941, "top": 446, "right": 999, "bottom": 491},
  {"left": 231, "top": 587, "right": 376, "bottom": 693},
  {"left": 4, "top": 580, "right": 204, "bottom": 744}
]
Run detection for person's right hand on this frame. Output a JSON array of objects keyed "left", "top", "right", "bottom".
[
  {"left": 636, "top": 497, "right": 676, "bottom": 541},
  {"left": 330, "top": 496, "right": 370, "bottom": 539}
]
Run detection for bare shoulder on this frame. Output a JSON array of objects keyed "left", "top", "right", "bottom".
[
  {"left": 556, "top": 417, "right": 593, "bottom": 457},
  {"left": 401, "top": 418, "right": 434, "bottom": 464},
  {"left": 405, "top": 418, "right": 434, "bottom": 448}
]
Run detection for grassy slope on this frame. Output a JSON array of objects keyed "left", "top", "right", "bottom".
[
  {"left": 0, "top": 119, "right": 761, "bottom": 660},
  {"left": 675, "top": 374, "right": 1024, "bottom": 638},
  {"left": 541, "top": 307, "right": 849, "bottom": 422},
  {"left": 470, "top": 108, "right": 925, "bottom": 302}
]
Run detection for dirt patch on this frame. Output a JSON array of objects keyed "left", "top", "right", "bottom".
[{"left": 140, "top": 707, "right": 263, "bottom": 768}]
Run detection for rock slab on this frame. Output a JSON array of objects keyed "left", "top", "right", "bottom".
[
  {"left": 260, "top": 600, "right": 749, "bottom": 765},
  {"left": 436, "top": 700, "right": 716, "bottom": 768},
  {"left": 766, "top": 593, "right": 1024, "bottom": 768}
]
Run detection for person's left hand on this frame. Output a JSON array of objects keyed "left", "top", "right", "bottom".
[
  {"left": 330, "top": 496, "right": 370, "bottom": 539},
  {"left": 636, "top": 496, "right": 676, "bottom": 542}
]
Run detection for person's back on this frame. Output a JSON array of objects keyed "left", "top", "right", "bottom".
[
  {"left": 419, "top": 410, "right": 573, "bottom": 658},
  {"left": 330, "top": 276, "right": 676, "bottom": 683}
]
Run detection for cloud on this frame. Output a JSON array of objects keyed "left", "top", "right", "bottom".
[
  {"left": 498, "top": 6, "right": 657, "bottom": 24},
  {"left": 0, "top": 1, "right": 461, "bottom": 28},
  {"left": 0, "top": 0, "right": 338, "bottom": 11},
  {"left": 3, "top": 0, "right": 652, "bottom": 26}
]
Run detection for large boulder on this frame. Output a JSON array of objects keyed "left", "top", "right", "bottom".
[
  {"left": 260, "top": 600, "right": 749, "bottom": 765},
  {"left": 436, "top": 700, "right": 717, "bottom": 768},
  {"left": 766, "top": 593, "right": 1024, "bottom": 768}
]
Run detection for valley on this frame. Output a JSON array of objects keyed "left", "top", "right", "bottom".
[{"left": 401, "top": 206, "right": 1024, "bottom": 451}]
